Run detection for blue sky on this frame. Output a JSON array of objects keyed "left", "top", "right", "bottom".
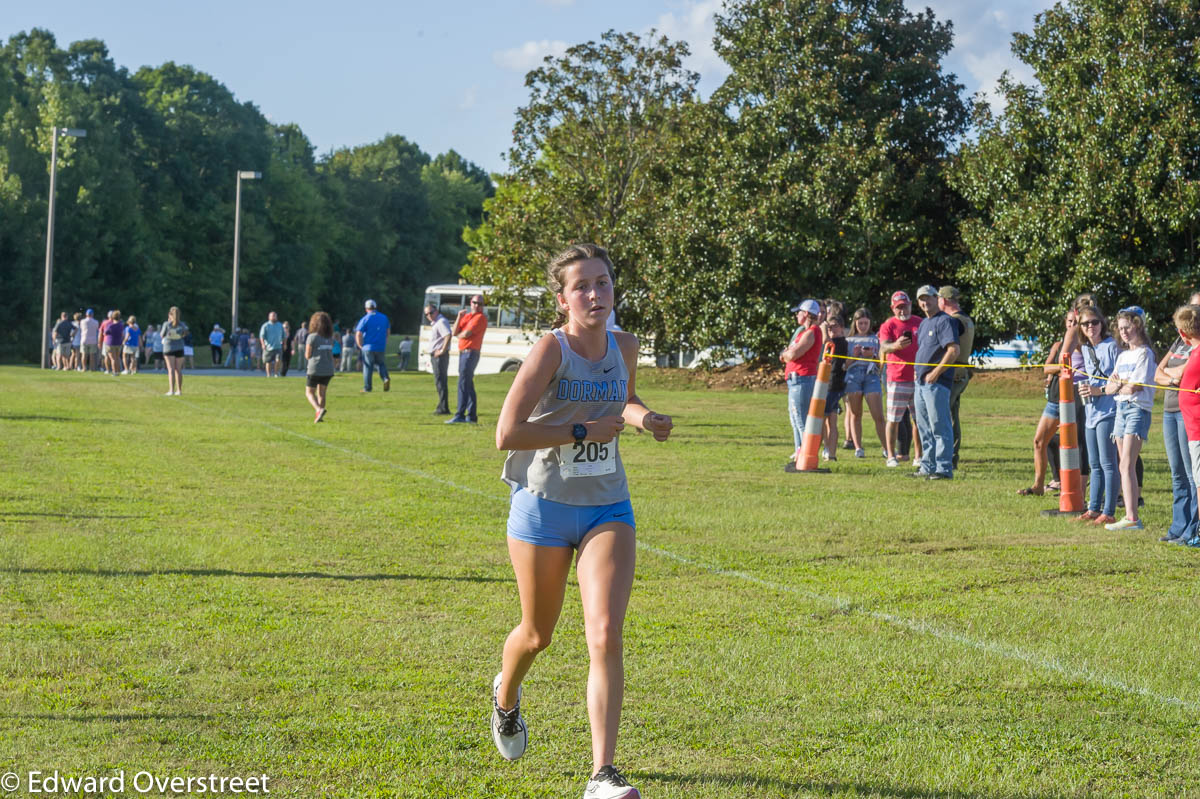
[{"left": 7, "top": 0, "right": 1053, "bottom": 174}]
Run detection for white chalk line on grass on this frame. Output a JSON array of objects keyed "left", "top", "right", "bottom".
[
  {"left": 640, "top": 544, "right": 1200, "bottom": 713},
  {"left": 114, "top": 374, "right": 1198, "bottom": 714}
]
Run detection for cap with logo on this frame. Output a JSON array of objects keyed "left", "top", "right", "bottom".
[
  {"left": 890, "top": 291, "right": 910, "bottom": 307},
  {"left": 364, "top": 299, "right": 377, "bottom": 309},
  {"left": 916, "top": 285, "right": 938, "bottom": 299}
]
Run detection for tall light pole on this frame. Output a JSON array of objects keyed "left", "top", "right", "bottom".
[
  {"left": 231, "top": 170, "right": 262, "bottom": 335},
  {"left": 42, "top": 126, "right": 87, "bottom": 369}
]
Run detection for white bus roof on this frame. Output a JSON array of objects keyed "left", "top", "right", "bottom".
[{"left": 424, "top": 284, "right": 545, "bottom": 295}]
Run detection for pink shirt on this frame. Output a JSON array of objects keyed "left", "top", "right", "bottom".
[{"left": 879, "top": 316, "right": 921, "bottom": 382}]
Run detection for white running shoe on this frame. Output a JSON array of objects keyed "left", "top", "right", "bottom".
[
  {"left": 886, "top": 457, "right": 899, "bottom": 468},
  {"left": 584, "top": 766, "right": 640, "bottom": 799},
  {"left": 120, "top": 369, "right": 129, "bottom": 375},
  {"left": 912, "top": 457, "right": 921, "bottom": 468},
  {"left": 855, "top": 448, "right": 865, "bottom": 458},
  {"left": 164, "top": 391, "right": 174, "bottom": 396},
  {"left": 491, "top": 672, "right": 527, "bottom": 761}
]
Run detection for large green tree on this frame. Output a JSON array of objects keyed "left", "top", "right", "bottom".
[
  {"left": 462, "top": 29, "right": 698, "bottom": 323},
  {"left": 952, "top": 0, "right": 1200, "bottom": 348},
  {"left": 0, "top": 29, "right": 491, "bottom": 359},
  {"left": 643, "top": 0, "right": 970, "bottom": 360}
]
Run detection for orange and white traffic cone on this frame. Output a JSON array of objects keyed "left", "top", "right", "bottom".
[
  {"left": 1043, "top": 356, "right": 1085, "bottom": 516},
  {"left": 788, "top": 342, "right": 834, "bottom": 474}
]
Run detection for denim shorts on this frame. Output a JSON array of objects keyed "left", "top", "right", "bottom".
[
  {"left": 1112, "top": 403, "right": 1152, "bottom": 442},
  {"left": 824, "top": 389, "right": 844, "bottom": 414},
  {"left": 844, "top": 368, "right": 881, "bottom": 396},
  {"left": 1042, "top": 399, "right": 1060, "bottom": 420},
  {"left": 507, "top": 485, "right": 635, "bottom": 548}
]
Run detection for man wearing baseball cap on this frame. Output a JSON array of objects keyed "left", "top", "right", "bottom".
[
  {"left": 879, "top": 291, "right": 923, "bottom": 468},
  {"left": 781, "top": 299, "right": 823, "bottom": 463},
  {"left": 79, "top": 308, "right": 100, "bottom": 372},
  {"left": 355, "top": 299, "right": 391, "bottom": 393},
  {"left": 938, "top": 285, "right": 974, "bottom": 468},
  {"left": 912, "top": 285, "right": 962, "bottom": 480}
]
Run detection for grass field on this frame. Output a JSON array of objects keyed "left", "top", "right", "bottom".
[{"left": 2, "top": 365, "right": 1198, "bottom": 798}]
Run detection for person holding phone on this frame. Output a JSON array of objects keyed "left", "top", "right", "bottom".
[
  {"left": 844, "top": 308, "right": 886, "bottom": 458},
  {"left": 879, "top": 291, "right": 923, "bottom": 468}
]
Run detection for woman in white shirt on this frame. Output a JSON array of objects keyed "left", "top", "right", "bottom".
[{"left": 1103, "top": 306, "right": 1156, "bottom": 530}]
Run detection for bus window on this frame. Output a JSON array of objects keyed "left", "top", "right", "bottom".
[
  {"left": 484, "top": 306, "right": 498, "bottom": 325},
  {"left": 439, "top": 295, "right": 464, "bottom": 319},
  {"left": 499, "top": 306, "right": 519, "bottom": 327}
]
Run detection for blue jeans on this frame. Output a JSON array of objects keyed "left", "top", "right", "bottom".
[
  {"left": 1163, "top": 411, "right": 1197, "bottom": 540},
  {"left": 787, "top": 374, "right": 816, "bottom": 451},
  {"left": 915, "top": 381, "right": 953, "bottom": 477},
  {"left": 361, "top": 349, "right": 389, "bottom": 391},
  {"left": 1084, "top": 417, "right": 1118, "bottom": 516},
  {"left": 455, "top": 349, "right": 480, "bottom": 421}
]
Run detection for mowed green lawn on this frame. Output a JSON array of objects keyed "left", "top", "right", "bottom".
[{"left": 2, "top": 365, "right": 1199, "bottom": 799}]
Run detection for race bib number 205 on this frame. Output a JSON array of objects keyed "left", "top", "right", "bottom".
[{"left": 558, "top": 440, "right": 617, "bottom": 478}]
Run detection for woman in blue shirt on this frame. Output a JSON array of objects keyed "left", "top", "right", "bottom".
[{"left": 1074, "top": 306, "right": 1119, "bottom": 525}]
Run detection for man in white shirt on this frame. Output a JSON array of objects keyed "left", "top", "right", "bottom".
[
  {"left": 78, "top": 308, "right": 100, "bottom": 371},
  {"left": 426, "top": 303, "right": 453, "bottom": 415}
]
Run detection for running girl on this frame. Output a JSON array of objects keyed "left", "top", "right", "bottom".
[
  {"left": 304, "top": 311, "right": 336, "bottom": 423},
  {"left": 492, "top": 243, "right": 673, "bottom": 799}
]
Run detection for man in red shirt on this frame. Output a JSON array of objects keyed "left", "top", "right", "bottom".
[
  {"left": 447, "top": 294, "right": 488, "bottom": 424},
  {"left": 879, "top": 291, "right": 923, "bottom": 468}
]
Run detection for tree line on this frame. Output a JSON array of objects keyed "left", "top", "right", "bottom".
[
  {"left": 0, "top": 29, "right": 492, "bottom": 361},
  {"left": 8, "top": 0, "right": 1200, "bottom": 365},
  {"left": 465, "top": 0, "right": 1200, "bottom": 359}
]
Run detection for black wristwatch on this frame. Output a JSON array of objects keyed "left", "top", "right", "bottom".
[{"left": 572, "top": 423, "right": 587, "bottom": 442}]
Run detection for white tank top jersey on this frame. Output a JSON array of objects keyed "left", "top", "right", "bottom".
[{"left": 502, "top": 329, "right": 631, "bottom": 506}]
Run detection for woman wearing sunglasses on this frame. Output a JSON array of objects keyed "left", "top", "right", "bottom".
[{"left": 1074, "top": 306, "right": 1120, "bottom": 525}]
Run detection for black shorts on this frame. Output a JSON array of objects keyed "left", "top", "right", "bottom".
[
  {"left": 163, "top": 350, "right": 184, "bottom": 360},
  {"left": 306, "top": 374, "right": 333, "bottom": 388}
]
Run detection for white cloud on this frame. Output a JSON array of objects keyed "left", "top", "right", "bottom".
[
  {"left": 492, "top": 39, "right": 570, "bottom": 72},
  {"left": 653, "top": 0, "right": 729, "bottom": 93},
  {"left": 459, "top": 86, "right": 478, "bottom": 111},
  {"left": 920, "top": 1, "right": 1054, "bottom": 107}
]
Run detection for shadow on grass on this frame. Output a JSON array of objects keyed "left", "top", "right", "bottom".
[
  {"left": 0, "top": 712, "right": 212, "bottom": 722},
  {"left": 0, "top": 414, "right": 125, "bottom": 423},
  {"left": 0, "top": 566, "right": 510, "bottom": 584},
  {"left": 644, "top": 772, "right": 1069, "bottom": 799},
  {"left": 0, "top": 512, "right": 147, "bottom": 520}
]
